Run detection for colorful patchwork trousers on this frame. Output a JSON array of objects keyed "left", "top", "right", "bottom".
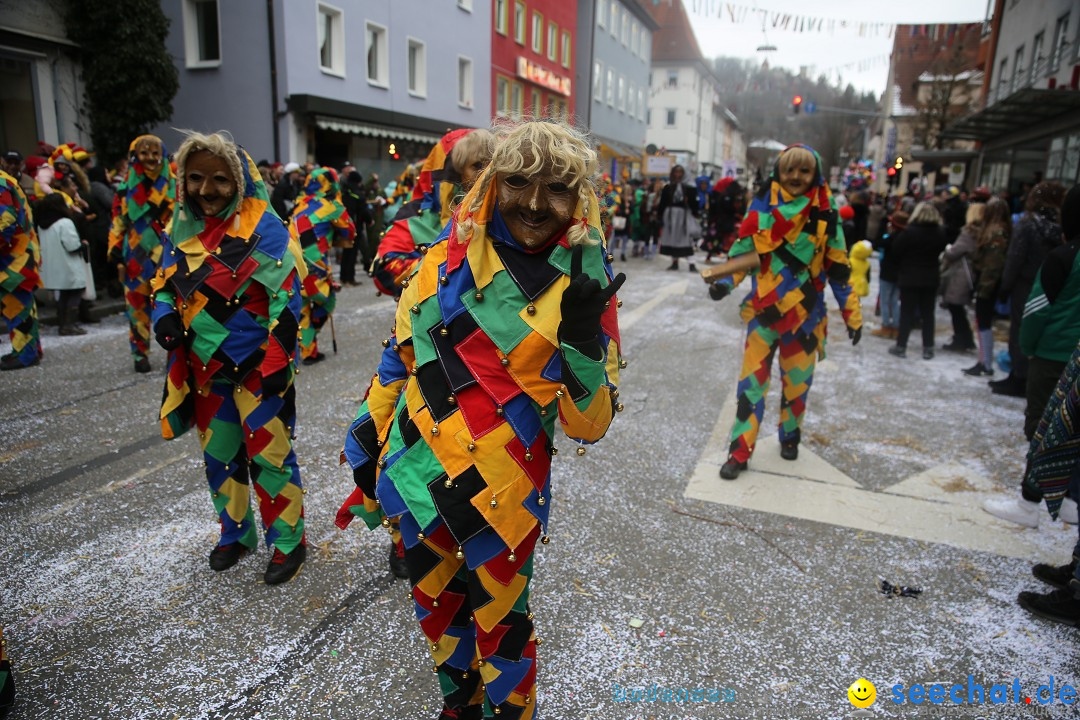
[
  {"left": 728, "top": 318, "right": 817, "bottom": 463},
  {"left": 300, "top": 266, "right": 335, "bottom": 360},
  {"left": 195, "top": 379, "right": 305, "bottom": 554},
  {"left": 1, "top": 285, "right": 40, "bottom": 366},
  {"left": 122, "top": 268, "right": 153, "bottom": 362},
  {"left": 405, "top": 521, "right": 537, "bottom": 718}
]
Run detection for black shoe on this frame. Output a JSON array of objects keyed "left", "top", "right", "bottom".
[
  {"left": 78, "top": 301, "right": 101, "bottom": 324},
  {"left": 1017, "top": 587, "right": 1080, "bottom": 626},
  {"left": 991, "top": 382, "right": 1025, "bottom": 397},
  {"left": 963, "top": 362, "right": 992, "bottom": 377},
  {"left": 688, "top": 263, "right": 697, "bottom": 272},
  {"left": 388, "top": 542, "right": 409, "bottom": 580},
  {"left": 780, "top": 441, "right": 798, "bottom": 461},
  {"left": 666, "top": 263, "right": 679, "bottom": 271},
  {"left": 1033, "top": 559, "right": 1079, "bottom": 590},
  {"left": 922, "top": 348, "right": 934, "bottom": 360},
  {"left": 719, "top": 458, "right": 747, "bottom": 480},
  {"left": 0, "top": 354, "right": 38, "bottom": 371},
  {"left": 208, "top": 543, "right": 249, "bottom": 571},
  {"left": 620, "top": 254, "right": 627, "bottom": 262},
  {"left": 941, "top": 341, "right": 973, "bottom": 353},
  {"left": 134, "top": 357, "right": 151, "bottom": 373},
  {"left": 988, "top": 377, "right": 1009, "bottom": 389},
  {"left": 888, "top": 345, "right": 906, "bottom": 358},
  {"left": 302, "top": 352, "right": 325, "bottom": 366},
  {"left": 264, "top": 544, "right": 306, "bottom": 585}
]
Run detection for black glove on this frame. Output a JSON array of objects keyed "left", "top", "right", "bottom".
[
  {"left": 848, "top": 326, "right": 862, "bottom": 346},
  {"left": 261, "top": 368, "right": 289, "bottom": 397},
  {"left": 109, "top": 246, "right": 124, "bottom": 267},
  {"left": 154, "top": 313, "right": 184, "bottom": 351},
  {"left": 708, "top": 281, "right": 730, "bottom": 301},
  {"left": 558, "top": 244, "right": 626, "bottom": 348},
  {"left": 827, "top": 262, "right": 851, "bottom": 284}
]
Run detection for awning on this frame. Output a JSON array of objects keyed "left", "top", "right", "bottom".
[
  {"left": 941, "top": 87, "right": 1080, "bottom": 142},
  {"left": 597, "top": 139, "right": 642, "bottom": 160},
  {"left": 314, "top": 115, "right": 441, "bottom": 145}
]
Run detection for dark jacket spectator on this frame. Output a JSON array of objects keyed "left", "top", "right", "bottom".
[{"left": 892, "top": 214, "right": 949, "bottom": 288}]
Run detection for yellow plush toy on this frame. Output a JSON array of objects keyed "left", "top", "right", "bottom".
[{"left": 849, "top": 239, "right": 873, "bottom": 297}]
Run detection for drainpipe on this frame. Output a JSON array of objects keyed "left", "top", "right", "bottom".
[{"left": 267, "top": 0, "right": 281, "bottom": 160}]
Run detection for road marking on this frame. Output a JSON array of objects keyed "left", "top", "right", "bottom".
[
  {"left": 619, "top": 280, "right": 687, "bottom": 329},
  {"left": 684, "top": 393, "right": 1044, "bottom": 558}
]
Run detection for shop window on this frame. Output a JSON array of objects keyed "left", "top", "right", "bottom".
[
  {"left": 407, "top": 38, "right": 426, "bottom": 97},
  {"left": 514, "top": 1, "right": 526, "bottom": 44},
  {"left": 1064, "top": 133, "right": 1080, "bottom": 183},
  {"left": 366, "top": 21, "right": 389, "bottom": 86},
  {"left": 1047, "top": 136, "right": 1066, "bottom": 179},
  {"left": 458, "top": 56, "right": 473, "bottom": 108},
  {"left": 183, "top": 0, "right": 221, "bottom": 68}
]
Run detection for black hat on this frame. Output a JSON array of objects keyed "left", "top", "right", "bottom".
[{"left": 3, "top": 150, "right": 23, "bottom": 162}]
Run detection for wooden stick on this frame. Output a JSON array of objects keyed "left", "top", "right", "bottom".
[{"left": 700, "top": 252, "right": 760, "bottom": 283}]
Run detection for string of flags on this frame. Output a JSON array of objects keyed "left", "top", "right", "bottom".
[{"left": 687, "top": 1, "right": 981, "bottom": 39}]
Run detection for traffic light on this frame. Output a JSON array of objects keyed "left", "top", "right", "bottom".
[
  {"left": 792, "top": 95, "right": 803, "bottom": 115},
  {"left": 887, "top": 167, "right": 898, "bottom": 187},
  {"left": 894, "top": 156, "right": 903, "bottom": 170}
]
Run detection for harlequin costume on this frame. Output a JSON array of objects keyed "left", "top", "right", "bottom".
[
  {"left": 372, "top": 129, "right": 480, "bottom": 298},
  {"left": 335, "top": 158, "right": 624, "bottom": 718},
  {"left": 716, "top": 145, "right": 861, "bottom": 469},
  {"left": 150, "top": 144, "right": 309, "bottom": 578},
  {"left": 108, "top": 135, "right": 175, "bottom": 370},
  {"left": 0, "top": 170, "right": 41, "bottom": 370},
  {"left": 289, "top": 168, "right": 355, "bottom": 362}
]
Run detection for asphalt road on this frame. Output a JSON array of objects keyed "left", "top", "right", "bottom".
[{"left": 2, "top": 251, "right": 1078, "bottom": 720}]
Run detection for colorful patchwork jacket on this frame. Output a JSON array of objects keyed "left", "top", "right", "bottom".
[
  {"left": 108, "top": 135, "right": 175, "bottom": 272},
  {"left": 0, "top": 171, "right": 41, "bottom": 296}
]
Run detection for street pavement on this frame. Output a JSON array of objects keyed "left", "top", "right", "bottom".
[{"left": 1, "top": 250, "right": 1078, "bottom": 720}]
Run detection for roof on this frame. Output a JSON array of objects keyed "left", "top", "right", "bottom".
[
  {"left": 645, "top": 0, "right": 704, "bottom": 64},
  {"left": 942, "top": 87, "right": 1080, "bottom": 141}
]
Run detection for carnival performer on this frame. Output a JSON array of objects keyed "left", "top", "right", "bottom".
[
  {"left": 0, "top": 170, "right": 41, "bottom": 370},
  {"left": 372, "top": 128, "right": 494, "bottom": 298},
  {"left": 108, "top": 135, "right": 175, "bottom": 373},
  {"left": 708, "top": 144, "right": 862, "bottom": 480},
  {"left": 290, "top": 167, "right": 355, "bottom": 364},
  {"left": 150, "top": 132, "right": 308, "bottom": 585},
  {"left": 335, "top": 121, "right": 625, "bottom": 720}
]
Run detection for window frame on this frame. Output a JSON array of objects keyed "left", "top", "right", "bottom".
[
  {"left": 638, "top": 88, "right": 645, "bottom": 121},
  {"left": 597, "top": 0, "right": 605, "bottom": 27},
  {"left": 1031, "top": 31, "right": 1045, "bottom": 82},
  {"left": 561, "top": 30, "right": 571, "bottom": 68},
  {"left": 316, "top": 3, "right": 346, "bottom": 78},
  {"left": 496, "top": 74, "right": 511, "bottom": 116},
  {"left": 494, "top": 0, "right": 508, "bottom": 35},
  {"left": 665, "top": 108, "right": 676, "bottom": 128},
  {"left": 406, "top": 36, "right": 426, "bottom": 98},
  {"left": 606, "top": 67, "right": 615, "bottom": 106},
  {"left": 531, "top": 11, "right": 543, "bottom": 54},
  {"left": 1012, "top": 45, "right": 1024, "bottom": 91},
  {"left": 547, "top": 21, "right": 558, "bottom": 62},
  {"left": 511, "top": 80, "right": 524, "bottom": 119},
  {"left": 617, "top": 74, "right": 626, "bottom": 112},
  {"left": 666, "top": 69, "right": 678, "bottom": 88},
  {"left": 1051, "top": 13, "right": 1071, "bottom": 68},
  {"left": 593, "top": 60, "right": 603, "bottom": 102},
  {"left": 610, "top": 0, "right": 618, "bottom": 38},
  {"left": 630, "top": 19, "right": 639, "bottom": 56},
  {"left": 639, "top": 27, "right": 649, "bottom": 60},
  {"left": 531, "top": 89, "right": 542, "bottom": 119},
  {"left": 457, "top": 55, "right": 474, "bottom": 109},
  {"left": 365, "top": 20, "right": 389, "bottom": 88},
  {"left": 513, "top": 1, "right": 526, "bottom": 45},
  {"left": 182, "top": 0, "right": 222, "bottom": 69}
]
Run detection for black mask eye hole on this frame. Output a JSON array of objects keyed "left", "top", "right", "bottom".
[
  {"left": 504, "top": 174, "right": 529, "bottom": 189},
  {"left": 547, "top": 181, "right": 570, "bottom": 193}
]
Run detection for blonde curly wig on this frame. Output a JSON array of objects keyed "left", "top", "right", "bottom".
[
  {"left": 173, "top": 130, "right": 245, "bottom": 216},
  {"left": 456, "top": 120, "right": 600, "bottom": 246}
]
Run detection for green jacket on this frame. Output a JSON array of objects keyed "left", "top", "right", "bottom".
[{"left": 1021, "top": 241, "right": 1080, "bottom": 362}]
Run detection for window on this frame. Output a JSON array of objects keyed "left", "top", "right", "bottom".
[
  {"left": 496, "top": 76, "right": 510, "bottom": 115},
  {"left": 458, "top": 56, "right": 473, "bottom": 107},
  {"left": 621, "top": 11, "right": 630, "bottom": 45},
  {"left": 547, "top": 21, "right": 557, "bottom": 61},
  {"left": 561, "top": 31, "right": 571, "bottom": 68},
  {"left": 1031, "top": 31, "right": 1045, "bottom": 81},
  {"left": 494, "top": 0, "right": 508, "bottom": 34},
  {"left": 1051, "top": 13, "right": 1071, "bottom": 67},
  {"left": 365, "top": 21, "right": 388, "bottom": 86},
  {"left": 593, "top": 61, "right": 603, "bottom": 102},
  {"left": 514, "top": 1, "right": 526, "bottom": 44},
  {"left": 317, "top": 4, "right": 344, "bottom": 76},
  {"left": 597, "top": 0, "right": 605, "bottom": 28},
  {"left": 531, "top": 12, "right": 543, "bottom": 53},
  {"left": 665, "top": 108, "right": 676, "bottom": 127},
  {"left": 531, "top": 89, "right": 542, "bottom": 118},
  {"left": 511, "top": 82, "right": 524, "bottom": 119},
  {"left": 631, "top": 20, "right": 639, "bottom": 56},
  {"left": 640, "top": 28, "right": 649, "bottom": 59},
  {"left": 182, "top": 0, "right": 221, "bottom": 68},
  {"left": 618, "top": 75, "right": 625, "bottom": 112},
  {"left": 666, "top": 69, "right": 678, "bottom": 88},
  {"left": 997, "top": 58, "right": 1008, "bottom": 91},
  {"left": 553, "top": 98, "right": 568, "bottom": 121},
  {"left": 610, "top": 1, "right": 618, "bottom": 37},
  {"left": 628, "top": 81, "right": 635, "bottom": 117},
  {"left": 638, "top": 88, "right": 645, "bottom": 121},
  {"left": 646, "top": 108, "right": 651, "bottom": 126},
  {"left": 606, "top": 68, "right": 614, "bottom": 106},
  {"left": 407, "top": 37, "right": 426, "bottom": 96},
  {"left": 457, "top": 0, "right": 472, "bottom": 10},
  {"left": 1064, "top": 133, "right": 1080, "bottom": 183},
  {"left": 1012, "top": 45, "right": 1024, "bottom": 91}
]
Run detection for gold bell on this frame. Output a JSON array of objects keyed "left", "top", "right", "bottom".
[
  {"left": 551, "top": 447, "right": 558, "bottom": 456},
  {"left": 524, "top": 451, "right": 533, "bottom": 461},
  {"left": 540, "top": 408, "right": 548, "bottom": 417},
  {"left": 555, "top": 389, "right": 564, "bottom": 398},
  {"left": 417, "top": 532, "right": 425, "bottom": 539},
  {"left": 619, "top": 359, "right": 628, "bottom": 369},
  {"left": 500, "top": 357, "right": 509, "bottom": 367},
  {"left": 617, "top": 300, "right": 623, "bottom": 308},
  {"left": 444, "top": 478, "right": 453, "bottom": 489},
  {"left": 576, "top": 446, "right": 586, "bottom": 456},
  {"left": 541, "top": 535, "right": 550, "bottom": 544},
  {"left": 448, "top": 394, "right": 456, "bottom": 405},
  {"left": 508, "top": 552, "right": 516, "bottom": 562},
  {"left": 467, "top": 443, "right": 476, "bottom": 452},
  {"left": 495, "top": 406, "right": 504, "bottom": 417},
  {"left": 489, "top": 497, "right": 498, "bottom": 508},
  {"left": 474, "top": 290, "right": 484, "bottom": 301},
  {"left": 382, "top": 338, "right": 391, "bottom": 348},
  {"left": 381, "top": 517, "right": 391, "bottom": 528},
  {"left": 411, "top": 304, "right": 420, "bottom": 314},
  {"left": 526, "top": 612, "right": 534, "bottom": 620},
  {"left": 615, "top": 403, "right": 625, "bottom": 412},
  {"left": 526, "top": 304, "right": 536, "bottom": 315},
  {"left": 276, "top": 260, "right": 283, "bottom": 267},
  {"left": 455, "top": 548, "right": 464, "bottom": 559},
  {"left": 431, "top": 425, "right": 439, "bottom": 436},
  {"left": 537, "top": 496, "right": 545, "bottom": 505},
  {"left": 606, "top": 253, "right": 614, "bottom": 263},
  {"left": 432, "top": 599, "right": 440, "bottom": 607},
  {"left": 439, "top": 328, "right": 448, "bottom": 337},
  {"left": 440, "top": 276, "right": 448, "bottom": 286}
]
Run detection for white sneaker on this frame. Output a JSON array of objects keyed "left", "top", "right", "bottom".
[
  {"left": 1059, "top": 497, "right": 1078, "bottom": 525},
  {"left": 982, "top": 497, "right": 1040, "bottom": 528}
]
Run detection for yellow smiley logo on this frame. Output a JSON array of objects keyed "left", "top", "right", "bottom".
[{"left": 848, "top": 678, "right": 876, "bottom": 708}]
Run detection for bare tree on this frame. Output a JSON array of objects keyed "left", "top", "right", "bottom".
[{"left": 913, "top": 42, "right": 978, "bottom": 150}]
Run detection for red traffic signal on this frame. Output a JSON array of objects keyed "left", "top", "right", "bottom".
[
  {"left": 887, "top": 167, "right": 896, "bottom": 176},
  {"left": 792, "top": 95, "right": 803, "bottom": 115}
]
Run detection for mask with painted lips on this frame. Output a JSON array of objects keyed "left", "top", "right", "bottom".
[
  {"left": 779, "top": 161, "right": 816, "bottom": 197},
  {"left": 185, "top": 150, "right": 236, "bottom": 218},
  {"left": 496, "top": 166, "right": 576, "bottom": 250},
  {"left": 135, "top": 139, "right": 163, "bottom": 176}
]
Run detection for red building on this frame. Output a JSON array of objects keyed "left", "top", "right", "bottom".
[{"left": 491, "top": 0, "right": 577, "bottom": 121}]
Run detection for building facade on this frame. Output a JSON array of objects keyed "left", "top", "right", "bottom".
[
  {"left": 490, "top": 0, "right": 575, "bottom": 122},
  {"left": 574, "top": 0, "right": 656, "bottom": 180},
  {"left": 156, "top": 0, "right": 491, "bottom": 178},
  {"left": 945, "top": 0, "right": 1080, "bottom": 194},
  {"left": 0, "top": 0, "right": 89, "bottom": 157}
]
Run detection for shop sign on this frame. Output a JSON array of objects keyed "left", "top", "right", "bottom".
[{"left": 516, "top": 57, "right": 571, "bottom": 96}]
